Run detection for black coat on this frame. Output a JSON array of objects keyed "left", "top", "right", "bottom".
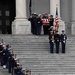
[
  {"left": 49, "top": 18, "right": 54, "bottom": 27},
  {"left": 60, "top": 34, "right": 67, "bottom": 41},
  {"left": 49, "top": 34, "right": 54, "bottom": 42},
  {"left": 54, "top": 34, "right": 60, "bottom": 42},
  {"left": 28, "top": 17, "right": 35, "bottom": 26}
]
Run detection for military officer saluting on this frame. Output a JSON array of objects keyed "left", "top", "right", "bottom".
[
  {"left": 60, "top": 30, "right": 67, "bottom": 53},
  {"left": 54, "top": 31, "right": 60, "bottom": 53},
  {"left": 49, "top": 31, "right": 54, "bottom": 53}
]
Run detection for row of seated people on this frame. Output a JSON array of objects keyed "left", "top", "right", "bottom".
[{"left": 0, "top": 41, "right": 31, "bottom": 75}]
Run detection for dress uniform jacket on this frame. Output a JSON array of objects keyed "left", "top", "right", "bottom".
[
  {"left": 49, "top": 34, "right": 54, "bottom": 43},
  {"left": 49, "top": 33, "right": 54, "bottom": 53},
  {"left": 49, "top": 18, "right": 54, "bottom": 27},
  {"left": 60, "top": 34, "right": 67, "bottom": 53},
  {"left": 60, "top": 34, "right": 67, "bottom": 43},
  {"left": 54, "top": 33, "right": 60, "bottom": 53}
]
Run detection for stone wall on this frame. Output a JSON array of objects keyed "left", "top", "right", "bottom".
[
  {"left": 60, "top": 0, "right": 72, "bottom": 22},
  {"left": 26, "top": 0, "right": 50, "bottom": 17}
]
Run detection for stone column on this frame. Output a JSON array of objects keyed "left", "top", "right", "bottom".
[
  {"left": 50, "top": 0, "right": 60, "bottom": 18},
  {"left": 50, "top": 0, "right": 56, "bottom": 18},
  {"left": 12, "top": 0, "right": 31, "bottom": 34},
  {"left": 72, "top": 0, "right": 75, "bottom": 35},
  {"left": 50, "top": 0, "right": 65, "bottom": 34},
  {"left": 16, "top": 0, "right": 27, "bottom": 19}
]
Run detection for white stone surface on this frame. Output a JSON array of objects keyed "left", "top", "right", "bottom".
[
  {"left": 71, "top": 0, "right": 75, "bottom": 35},
  {"left": 12, "top": 19, "right": 31, "bottom": 34},
  {"left": 72, "top": 0, "right": 75, "bottom": 21},
  {"left": 50, "top": 0, "right": 60, "bottom": 18},
  {"left": 16, "top": 0, "right": 27, "bottom": 18},
  {"left": 12, "top": 0, "right": 31, "bottom": 34},
  {"left": 58, "top": 19, "right": 65, "bottom": 34},
  {"left": 72, "top": 22, "right": 75, "bottom": 35},
  {"left": 50, "top": 0, "right": 56, "bottom": 18}
]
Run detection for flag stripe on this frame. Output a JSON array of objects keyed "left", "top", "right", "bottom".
[{"left": 55, "top": 7, "right": 59, "bottom": 31}]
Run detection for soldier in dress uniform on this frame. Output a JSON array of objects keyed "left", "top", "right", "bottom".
[
  {"left": 60, "top": 30, "right": 67, "bottom": 53},
  {"left": 54, "top": 31, "right": 60, "bottom": 53},
  {"left": 48, "top": 26, "right": 54, "bottom": 35},
  {"left": 49, "top": 15, "right": 54, "bottom": 28},
  {"left": 49, "top": 31, "right": 54, "bottom": 53}
]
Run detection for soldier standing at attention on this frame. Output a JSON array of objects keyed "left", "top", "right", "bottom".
[
  {"left": 49, "top": 15, "right": 54, "bottom": 28},
  {"left": 54, "top": 31, "right": 60, "bottom": 53},
  {"left": 49, "top": 31, "right": 54, "bottom": 53},
  {"left": 60, "top": 30, "right": 67, "bottom": 53}
]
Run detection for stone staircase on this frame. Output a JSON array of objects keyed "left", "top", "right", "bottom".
[
  {"left": 0, "top": 35, "right": 75, "bottom": 75},
  {"left": 0, "top": 66, "right": 11, "bottom": 75}
]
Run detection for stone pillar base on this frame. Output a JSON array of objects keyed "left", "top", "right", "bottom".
[
  {"left": 12, "top": 19, "right": 31, "bottom": 34},
  {"left": 72, "top": 22, "right": 75, "bottom": 35},
  {"left": 58, "top": 20, "right": 65, "bottom": 34}
]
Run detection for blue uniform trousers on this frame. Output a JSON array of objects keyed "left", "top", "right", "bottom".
[
  {"left": 55, "top": 42, "right": 60, "bottom": 53},
  {"left": 36, "top": 25, "right": 41, "bottom": 35},
  {"left": 50, "top": 42, "right": 54, "bottom": 53},
  {"left": 61, "top": 41, "right": 65, "bottom": 53}
]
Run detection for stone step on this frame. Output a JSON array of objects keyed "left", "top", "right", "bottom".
[
  {"left": 0, "top": 66, "right": 11, "bottom": 75},
  {"left": 0, "top": 35, "right": 75, "bottom": 75}
]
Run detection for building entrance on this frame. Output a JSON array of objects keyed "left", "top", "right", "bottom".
[{"left": 0, "top": 0, "right": 15, "bottom": 34}]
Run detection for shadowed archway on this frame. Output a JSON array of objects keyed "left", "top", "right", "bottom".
[{"left": 0, "top": 0, "right": 16, "bottom": 34}]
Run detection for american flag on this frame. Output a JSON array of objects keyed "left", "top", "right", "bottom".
[{"left": 55, "top": 7, "right": 59, "bottom": 31}]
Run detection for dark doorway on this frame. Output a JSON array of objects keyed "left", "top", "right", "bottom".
[{"left": 0, "top": 0, "right": 15, "bottom": 34}]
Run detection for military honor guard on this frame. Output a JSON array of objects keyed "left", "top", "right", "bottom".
[
  {"left": 54, "top": 31, "right": 60, "bottom": 53},
  {"left": 49, "top": 15, "right": 54, "bottom": 28},
  {"left": 49, "top": 31, "right": 54, "bottom": 53},
  {"left": 48, "top": 26, "right": 54, "bottom": 36},
  {"left": 60, "top": 30, "right": 67, "bottom": 53}
]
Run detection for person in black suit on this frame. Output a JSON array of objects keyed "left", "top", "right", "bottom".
[
  {"left": 60, "top": 30, "right": 67, "bottom": 53},
  {"left": 36, "top": 15, "right": 42, "bottom": 35},
  {"left": 54, "top": 31, "right": 60, "bottom": 53},
  {"left": 49, "top": 15, "right": 54, "bottom": 28},
  {"left": 28, "top": 13, "right": 37, "bottom": 34}
]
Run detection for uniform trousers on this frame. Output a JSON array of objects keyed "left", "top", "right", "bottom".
[
  {"left": 50, "top": 42, "right": 54, "bottom": 53},
  {"left": 61, "top": 41, "right": 65, "bottom": 53},
  {"left": 55, "top": 41, "right": 60, "bottom": 53}
]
